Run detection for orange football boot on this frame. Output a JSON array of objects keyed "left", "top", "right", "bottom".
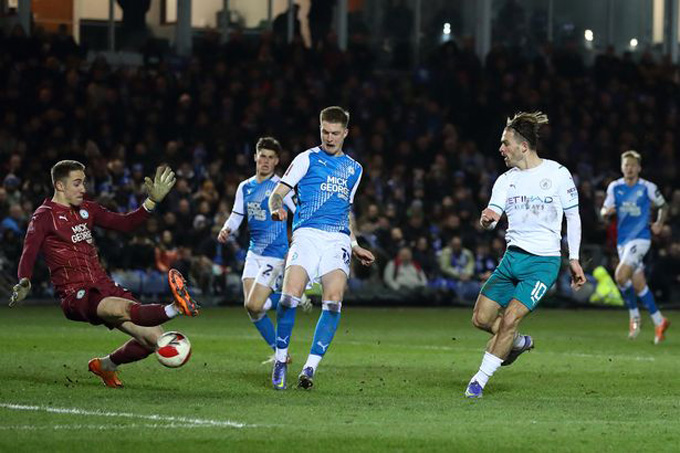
[
  {"left": 168, "top": 269, "right": 199, "bottom": 316},
  {"left": 654, "top": 318, "right": 670, "bottom": 344},
  {"left": 88, "top": 358, "right": 123, "bottom": 388}
]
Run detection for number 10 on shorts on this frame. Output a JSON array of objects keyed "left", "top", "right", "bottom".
[{"left": 530, "top": 281, "right": 547, "bottom": 303}]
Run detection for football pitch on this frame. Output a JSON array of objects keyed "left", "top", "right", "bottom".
[{"left": 1, "top": 305, "right": 678, "bottom": 452}]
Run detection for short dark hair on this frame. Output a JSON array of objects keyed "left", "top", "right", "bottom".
[
  {"left": 51, "top": 160, "right": 85, "bottom": 187},
  {"left": 506, "top": 111, "right": 549, "bottom": 150},
  {"left": 320, "top": 106, "right": 350, "bottom": 128},
  {"left": 256, "top": 136, "right": 282, "bottom": 155}
]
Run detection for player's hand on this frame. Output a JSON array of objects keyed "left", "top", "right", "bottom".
[
  {"left": 601, "top": 206, "right": 616, "bottom": 219},
  {"left": 352, "top": 246, "right": 375, "bottom": 266},
  {"left": 271, "top": 208, "right": 287, "bottom": 221},
  {"left": 9, "top": 278, "right": 31, "bottom": 308},
  {"left": 217, "top": 227, "right": 231, "bottom": 243},
  {"left": 569, "top": 260, "right": 586, "bottom": 291},
  {"left": 480, "top": 208, "right": 500, "bottom": 229},
  {"left": 651, "top": 222, "right": 663, "bottom": 235},
  {"left": 144, "top": 166, "right": 177, "bottom": 203}
]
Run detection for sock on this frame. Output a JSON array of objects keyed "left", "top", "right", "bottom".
[
  {"left": 470, "top": 352, "right": 503, "bottom": 388},
  {"left": 250, "top": 312, "right": 276, "bottom": 350},
  {"left": 637, "top": 286, "right": 660, "bottom": 318},
  {"left": 100, "top": 356, "right": 118, "bottom": 371},
  {"left": 309, "top": 301, "right": 342, "bottom": 360},
  {"left": 110, "top": 339, "right": 154, "bottom": 365},
  {"left": 629, "top": 308, "right": 641, "bottom": 319},
  {"left": 129, "top": 303, "right": 171, "bottom": 326},
  {"left": 263, "top": 293, "right": 282, "bottom": 311},
  {"left": 164, "top": 304, "right": 180, "bottom": 318},
  {"left": 618, "top": 282, "right": 637, "bottom": 311},
  {"left": 512, "top": 333, "right": 526, "bottom": 350},
  {"left": 275, "top": 294, "right": 300, "bottom": 362},
  {"left": 303, "top": 354, "right": 323, "bottom": 371},
  {"left": 651, "top": 311, "right": 664, "bottom": 326}
]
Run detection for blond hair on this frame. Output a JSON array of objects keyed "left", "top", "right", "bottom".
[{"left": 621, "top": 150, "right": 641, "bottom": 164}]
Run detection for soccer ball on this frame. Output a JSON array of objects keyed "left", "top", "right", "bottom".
[{"left": 155, "top": 331, "right": 192, "bottom": 368}]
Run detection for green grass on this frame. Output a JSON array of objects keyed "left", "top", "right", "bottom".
[{"left": 1, "top": 305, "right": 679, "bottom": 452}]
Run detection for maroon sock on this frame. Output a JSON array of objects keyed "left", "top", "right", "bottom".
[
  {"left": 110, "top": 339, "right": 153, "bottom": 365},
  {"left": 129, "top": 303, "right": 170, "bottom": 327}
]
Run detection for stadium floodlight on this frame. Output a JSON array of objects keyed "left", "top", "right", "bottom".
[
  {"left": 630, "top": 38, "right": 638, "bottom": 48},
  {"left": 584, "top": 29, "right": 594, "bottom": 42}
]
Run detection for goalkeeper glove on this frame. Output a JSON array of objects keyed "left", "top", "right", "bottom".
[
  {"left": 9, "top": 278, "right": 31, "bottom": 307},
  {"left": 144, "top": 166, "right": 177, "bottom": 203}
]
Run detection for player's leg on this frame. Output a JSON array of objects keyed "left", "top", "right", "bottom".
[
  {"left": 246, "top": 281, "right": 277, "bottom": 351},
  {"left": 632, "top": 270, "right": 670, "bottom": 344},
  {"left": 272, "top": 264, "right": 309, "bottom": 390},
  {"left": 89, "top": 321, "right": 163, "bottom": 388},
  {"left": 298, "top": 269, "right": 347, "bottom": 390},
  {"left": 616, "top": 242, "right": 642, "bottom": 338}
]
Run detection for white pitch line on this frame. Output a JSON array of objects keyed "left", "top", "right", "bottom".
[
  {"left": 0, "top": 423, "right": 220, "bottom": 431},
  {"left": 0, "top": 403, "right": 254, "bottom": 429}
]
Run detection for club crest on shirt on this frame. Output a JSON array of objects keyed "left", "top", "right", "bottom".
[
  {"left": 347, "top": 166, "right": 355, "bottom": 176},
  {"left": 76, "top": 289, "right": 86, "bottom": 299},
  {"left": 79, "top": 209, "right": 89, "bottom": 219},
  {"left": 540, "top": 179, "right": 552, "bottom": 190}
]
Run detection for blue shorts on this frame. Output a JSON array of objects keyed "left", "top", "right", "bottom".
[{"left": 480, "top": 247, "right": 561, "bottom": 311}]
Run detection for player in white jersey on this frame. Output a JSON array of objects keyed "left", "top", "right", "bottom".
[
  {"left": 217, "top": 137, "right": 307, "bottom": 361},
  {"left": 465, "top": 112, "right": 586, "bottom": 398},
  {"left": 267, "top": 106, "right": 375, "bottom": 390},
  {"left": 601, "top": 150, "right": 669, "bottom": 343}
]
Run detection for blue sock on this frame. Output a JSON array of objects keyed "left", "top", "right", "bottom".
[
  {"left": 268, "top": 292, "right": 281, "bottom": 311},
  {"left": 275, "top": 295, "right": 299, "bottom": 350},
  {"left": 310, "top": 302, "right": 342, "bottom": 357},
  {"left": 618, "top": 283, "right": 637, "bottom": 310},
  {"left": 252, "top": 315, "right": 276, "bottom": 350},
  {"left": 637, "top": 286, "right": 658, "bottom": 315}
]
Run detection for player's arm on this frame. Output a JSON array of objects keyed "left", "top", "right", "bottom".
[
  {"left": 560, "top": 169, "right": 586, "bottom": 290},
  {"left": 94, "top": 166, "right": 176, "bottom": 232},
  {"left": 649, "top": 183, "right": 668, "bottom": 235},
  {"left": 218, "top": 181, "right": 246, "bottom": 243},
  {"left": 271, "top": 152, "right": 310, "bottom": 221},
  {"left": 349, "top": 211, "right": 375, "bottom": 266},
  {"left": 11, "top": 213, "right": 47, "bottom": 306},
  {"left": 268, "top": 183, "right": 292, "bottom": 221},
  {"left": 482, "top": 174, "right": 506, "bottom": 229},
  {"left": 600, "top": 182, "right": 616, "bottom": 219}
]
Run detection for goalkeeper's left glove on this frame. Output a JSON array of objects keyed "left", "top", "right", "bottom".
[
  {"left": 9, "top": 278, "right": 31, "bottom": 308},
  {"left": 144, "top": 166, "right": 177, "bottom": 203}
]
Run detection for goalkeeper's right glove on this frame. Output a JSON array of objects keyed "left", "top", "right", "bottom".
[{"left": 9, "top": 278, "right": 31, "bottom": 308}]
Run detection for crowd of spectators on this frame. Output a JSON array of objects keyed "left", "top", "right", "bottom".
[{"left": 0, "top": 22, "right": 679, "bottom": 305}]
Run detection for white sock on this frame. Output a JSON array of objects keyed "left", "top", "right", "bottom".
[
  {"left": 303, "top": 354, "right": 323, "bottom": 371},
  {"left": 164, "top": 304, "right": 180, "bottom": 318},
  {"left": 512, "top": 334, "right": 525, "bottom": 350},
  {"left": 275, "top": 348, "right": 288, "bottom": 363},
  {"left": 651, "top": 311, "right": 664, "bottom": 326},
  {"left": 262, "top": 298, "right": 273, "bottom": 311},
  {"left": 629, "top": 308, "right": 640, "bottom": 319},
  {"left": 100, "top": 356, "right": 118, "bottom": 371},
  {"left": 471, "top": 352, "right": 503, "bottom": 388}
]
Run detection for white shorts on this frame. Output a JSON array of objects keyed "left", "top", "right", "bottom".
[
  {"left": 617, "top": 239, "right": 651, "bottom": 271},
  {"left": 242, "top": 251, "right": 285, "bottom": 291},
  {"left": 286, "top": 228, "right": 351, "bottom": 284}
]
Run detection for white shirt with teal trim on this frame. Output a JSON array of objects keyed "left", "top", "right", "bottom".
[
  {"left": 281, "top": 146, "right": 363, "bottom": 236},
  {"left": 487, "top": 159, "right": 579, "bottom": 257}
]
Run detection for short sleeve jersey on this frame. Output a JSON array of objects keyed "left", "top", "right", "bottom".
[
  {"left": 233, "top": 175, "right": 296, "bottom": 258},
  {"left": 281, "top": 147, "right": 363, "bottom": 235},
  {"left": 603, "top": 177, "right": 665, "bottom": 245},
  {"left": 487, "top": 159, "right": 579, "bottom": 257}
]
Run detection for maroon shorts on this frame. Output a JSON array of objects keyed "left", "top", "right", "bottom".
[{"left": 59, "top": 279, "right": 140, "bottom": 328}]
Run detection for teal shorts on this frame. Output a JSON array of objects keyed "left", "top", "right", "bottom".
[{"left": 480, "top": 246, "right": 561, "bottom": 311}]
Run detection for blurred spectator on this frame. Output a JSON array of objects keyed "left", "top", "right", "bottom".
[
  {"left": 0, "top": 204, "right": 25, "bottom": 235},
  {"left": 383, "top": 246, "right": 428, "bottom": 291},
  {"left": 439, "top": 236, "right": 478, "bottom": 302}
]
